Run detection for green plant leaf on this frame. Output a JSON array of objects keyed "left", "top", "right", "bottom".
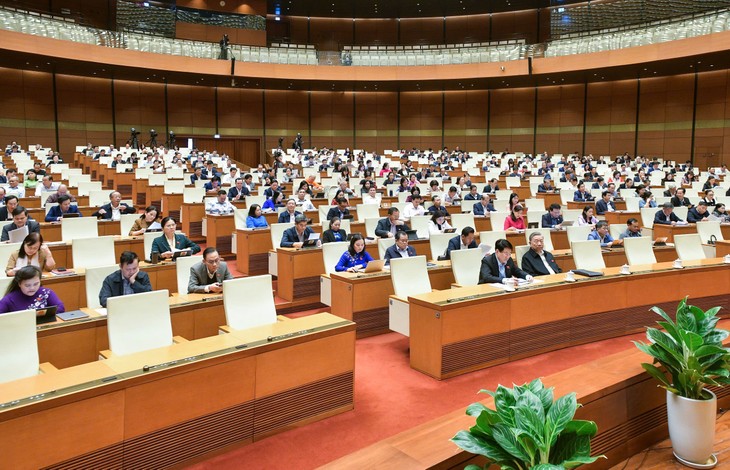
[
  {"left": 640, "top": 363, "right": 673, "bottom": 389},
  {"left": 560, "top": 455, "right": 605, "bottom": 468},
  {"left": 517, "top": 390, "right": 546, "bottom": 422},
  {"left": 475, "top": 408, "right": 501, "bottom": 436},
  {"left": 694, "top": 345, "right": 729, "bottom": 358},
  {"left": 562, "top": 420, "right": 598, "bottom": 437},
  {"left": 463, "top": 465, "right": 484, "bottom": 470},
  {"left": 491, "top": 424, "right": 530, "bottom": 461},
  {"left": 532, "top": 464, "right": 564, "bottom": 470},
  {"left": 514, "top": 407, "right": 544, "bottom": 449},
  {"left": 545, "top": 393, "right": 577, "bottom": 446},
  {"left": 466, "top": 402, "right": 489, "bottom": 417},
  {"left": 650, "top": 305, "right": 675, "bottom": 325},
  {"left": 451, "top": 430, "right": 513, "bottom": 462}
]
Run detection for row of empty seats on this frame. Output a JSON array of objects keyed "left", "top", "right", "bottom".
[
  {"left": 546, "top": 9, "right": 730, "bottom": 57},
  {"left": 348, "top": 43, "right": 524, "bottom": 66}
]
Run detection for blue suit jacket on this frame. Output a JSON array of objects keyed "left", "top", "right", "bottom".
[
  {"left": 472, "top": 202, "right": 495, "bottom": 215},
  {"left": 383, "top": 244, "right": 417, "bottom": 264},
  {"left": 443, "top": 235, "right": 478, "bottom": 260},
  {"left": 281, "top": 226, "right": 315, "bottom": 248},
  {"left": 278, "top": 210, "right": 302, "bottom": 224},
  {"left": 45, "top": 204, "right": 81, "bottom": 222}
]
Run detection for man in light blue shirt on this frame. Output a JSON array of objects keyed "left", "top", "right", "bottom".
[{"left": 587, "top": 221, "right": 621, "bottom": 247}]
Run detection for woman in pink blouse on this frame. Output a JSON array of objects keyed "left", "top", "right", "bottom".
[{"left": 504, "top": 204, "right": 527, "bottom": 232}]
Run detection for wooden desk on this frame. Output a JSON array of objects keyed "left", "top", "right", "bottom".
[
  {"left": 567, "top": 200, "right": 627, "bottom": 212},
  {"left": 323, "top": 343, "right": 730, "bottom": 470},
  {"left": 717, "top": 240, "right": 730, "bottom": 257},
  {"left": 408, "top": 259, "right": 730, "bottom": 380},
  {"left": 652, "top": 223, "right": 697, "bottom": 242},
  {"left": 236, "top": 228, "right": 272, "bottom": 275},
  {"left": 161, "top": 192, "right": 183, "bottom": 221},
  {"left": 205, "top": 214, "right": 235, "bottom": 255},
  {"left": 145, "top": 184, "right": 164, "bottom": 210},
  {"left": 329, "top": 262, "right": 455, "bottom": 337},
  {"left": 536, "top": 192, "right": 562, "bottom": 207},
  {"left": 105, "top": 170, "right": 134, "bottom": 199},
  {"left": 1, "top": 313, "right": 355, "bottom": 470},
  {"left": 605, "top": 211, "right": 640, "bottom": 226},
  {"left": 180, "top": 202, "right": 205, "bottom": 242}
]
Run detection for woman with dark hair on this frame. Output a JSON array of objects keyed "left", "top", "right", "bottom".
[
  {"left": 713, "top": 203, "right": 730, "bottom": 223},
  {"left": 701, "top": 189, "right": 717, "bottom": 207},
  {"left": 246, "top": 204, "right": 268, "bottom": 228},
  {"left": 576, "top": 205, "right": 598, "bottom": 227},
  {"left": 262, "top": 190, "right": 284, "bottom": 212},
  {"left": 405, "top": 186, "right": 421, "bottom": 203},
  {"left": 507, "top": 192, "right": 521, "bottom": 212},
  {"left": 334, "top": 234, "right": 374, "bottom": 272},
  {"left": 5, "top": 232, "right": 55, "bottom": 276},
  {"left": 150, "top": 216, "right": 201, "bottom": 260},
  {"left": 322, "top": 217, "right": 347, "bottom": 243},
  {"left": 129, "top": 205, "right": 160, "bottom": 236},
  {"left": 428, "top": 210, "right": 452, "bottom": 234},
  {"left": 504, "top": 204, "right": 526, "bottom": 232},
  {"left": 360, "top": 179, "right": 373, "bottom": 195},
  {"left": 639, "top": 191, "right": 657, "bottom": 209},
  {"left": 0, "top": 265, "right": 65, "bottom": 314}
]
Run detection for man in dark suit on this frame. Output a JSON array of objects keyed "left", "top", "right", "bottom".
[
  {"left": 92, "top": 191, "right": 137, "bottom": 220},
  {"left": 1, "top": 206, "right": 41, "bottom": 242},
  {"left": 326, "top": 197, "right": 351, "bottom": 221},
  {"left": 472, "top": 193, "right": 495, "bottom": 216},
  {"left": 537, "top": 178, "right": 555, "bottom": 193},
  {"left": 188, "top": 247, "right": 233, "bottom": 294},
  {"left": 443, "top": 226, "right": 478, "bottom": 260},
  {"left": 384, "top": 231, "right": 417, "bottom": 264},
  {"left": 671, "top": 188, "right": 692, "bottom": 208},
  {"left": 375, "top": 207, "right": 409, "bottom": 238},
  {"left": 654, "top": 202, "right": 684, "bottom": 226},
  {"left": 278, "top": 198, "right": 302, "bottom": 224},
  {"left": 228, "top": 178, "right": 249, "bottom": 202},
  {"left": 98, "top": 251, "right": 153, "bottom": 307},
  {"left": 0, "top": 195, "right": 19, "bottom": 221},
  {"left": 594, "top": 191, "right": 616, "bottom": 215},
  {"left": 521, "top": 232, "right": 562, "bottom": 277},
  {"left": 281, "top": 215, "right": 318, "bottom": 248},
  {"left": 263, "top": 180, "right": 281, "bottom": 200},
  {"left": 483, "top": 178, "right": 499, "bottom": 193},
  {"left": 463, "top": 185, "right": 480, "bottom": 201},
  {"left": 687, "top": 201, "right": 710, "bottom": 223},
  {"left": 541, "top": 204, "right": 564, "bottom": 229},
  {"left": 478, "top": 239, "right": 533, "bottom": 285}
]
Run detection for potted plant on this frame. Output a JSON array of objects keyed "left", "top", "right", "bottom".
[
  {"left": 451, "top": 378, "right": 604, "bottom": 469},
  {"left": 634, "top": 297, "right": 730, "bottom": 468}
]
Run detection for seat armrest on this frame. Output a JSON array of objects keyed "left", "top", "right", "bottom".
[
  {"left": 277, "top": 315, "right": 292, "bottom": 321},
  {"left": 39, "top": 362, "right": 58, "bottom": 374},
  {"left": 172, "top": 336, "right": 188, "bottom": 343},
  {"left": 218, "top": 325, "right": 232, "bottom": 334},
  {"left": 99, "top": 349, "right": 114, "bottom": 360}
]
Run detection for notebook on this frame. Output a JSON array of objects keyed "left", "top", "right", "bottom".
[{"left": 35, "top": 305, "right": 58, "bottom": 324}]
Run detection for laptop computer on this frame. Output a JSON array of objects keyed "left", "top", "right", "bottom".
[
  {"left": 57, "top": 309, "right": 90, "bottom": 321},
  {"left": 35, "top": 305, "right": 58, "bottom": 324},
  {"left": 357, "top": 259, "right": 386, "bottom": 273},
  {"left": 405, "top": 229, "right": 419, "bottom": 241},
  {"left": 172, "top": 250, "right": 192, "bottom": 260},
  {"left": 444, "top": 228, "right": 457, "bottom": 234},
  {"left": 61, "top": 212, "right": 80, "bottom": 218}
]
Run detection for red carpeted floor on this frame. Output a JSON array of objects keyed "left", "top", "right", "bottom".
[{"left": 186, "top": 318, "right": 642, "bottom": 470}]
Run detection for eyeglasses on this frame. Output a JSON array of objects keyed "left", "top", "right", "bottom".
[{"left": 205, "top": 258, "right": 221, "bottom": 265}]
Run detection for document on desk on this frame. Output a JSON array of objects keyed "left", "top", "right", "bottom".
[
  {"left": 146, "top": 221, "right": 162, "bottom": 231},
  {"left": 488, "top": 279, "right": 544, "bottom": 291}
]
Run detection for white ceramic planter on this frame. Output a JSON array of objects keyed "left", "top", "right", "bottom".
[{"left": 666, "top": 389, "right": 717, "bottom": 467}]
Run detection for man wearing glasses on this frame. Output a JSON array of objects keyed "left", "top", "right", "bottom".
[{"left": 188, "top": 247, "right": 233, "bottom": 294}]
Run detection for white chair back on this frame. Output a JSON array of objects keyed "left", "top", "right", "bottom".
[
  {"left": 164, "top": 180, "right": 185, "bottom": 194},
  {"left": 450, "top": 213, "right": 475, "bottom": 232},
  {"left": 696, "top": 221, "right": 723, "bottom": 242},
  {"left": 640, "top": 207, "right": 657, "bottom": 229},
  {"left": 450, "top": 248, "right": 482, "bottom": 286},
  {"left": 85, "top": 264, "right": 120, "bottom": 309},
  {"left": 410, "top": 215, "right": 430, "bottom": 239},
  {"left": 119, "top": 213, "right": 139, "bottom": 236},
  {"left": 223, "top": 275, "right": 277, "bottom": 330},
  {"left": 323, "top": 242, "right": 348, "bottom": 274},
  {"left": 62, "top": 217, "right": 99, "bottom": 241},
  {"left": 72, "top": 236, "right": 115, "bottom": 269},
  {"left": 390, "top": 255, "right": 431, "bottom": 298},
  {"left": 0, "top": 309, "right": 39, "bottom": 383},
  {"left": 623, "top": 237, "right": 657, "bottom": 266},
  {"left": 515, "top": 244, "right": 529, "bottom": 269},
  {"left": 364, "top": 217, "right": 380, "bottom": 239},
  {"left": 479, "top": 230, "right": 507, "bottom": 252},
  {"left": 106, "top": 290, "right": 173, "bottom": 356},
  {"left": 233, "top": 208, "right": 248, "bottom": 230},
  {"left": 76, "top": 180, "right": 102, "bottom": 196},
  {"left": 378, "top": 238, "right": 395, "bottom": 259},
  {"left": 674, "top": 206, "right": 689, "bottom": 221},
  {"left": 490, "top": 211, "right": 509, "bottom": 231},
  {"left": 566, "top": 225, "right": 593, "bottom": 245},
  {"left": 183, "top": 187, "right": 205, "bottom": 204},
  {"left": 624, "top": 197, "right": 640, "bottom": 212},
  {"left": 245, "top": 194, "right": 266, "bottom": 208},
  {"left": 89, "top": 190, "right": 110, "bottom": 207},
  {"left": 429, "top": 232, "right": 453, "bottom": 260},
  {"left": 524, "top": 228, "right": 554, "bottom": 252},
  {"left": 356, "top": 203, "right": 380, "bottom": 222},
  {"left": 571, "top": 240, "right": 605, "bottom": 271},
  {"left": 0, "top": 243, "right": 21, "bottom": 277},
  {"left": 270, "top": 223, "right": 293, "bottom": 249},
  {"left": 177, "top": 255, "right": 203, "bottom": 294},
  {"left": 674, "top": 234, "right": 706, "bottom": 261}
]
